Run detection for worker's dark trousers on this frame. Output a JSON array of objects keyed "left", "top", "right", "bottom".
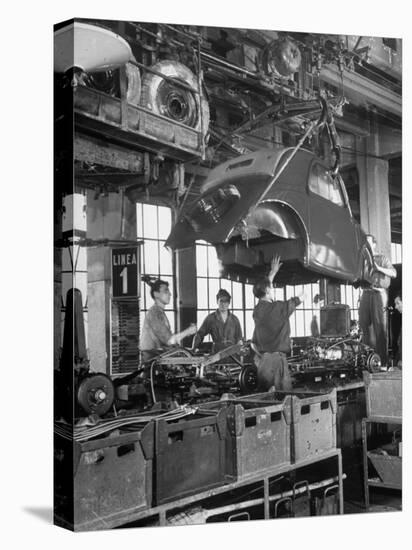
[
  {"left": 359, "top": 288, "right": 388, "bottom": 365},
  {"left": 256, "top": 351, "right": 292, "bottom": 391}
]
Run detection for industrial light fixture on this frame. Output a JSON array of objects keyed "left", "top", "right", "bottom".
[{"left": 54, "top": 21, "right": 132, "bottom": 75}]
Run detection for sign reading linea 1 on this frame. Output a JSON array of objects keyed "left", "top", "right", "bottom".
[{"left": 112, "top": 247, "right": 140, "bottom": 298}]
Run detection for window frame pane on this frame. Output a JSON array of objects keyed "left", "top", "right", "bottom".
[{"left": 137, "top": 202, "right": 177, "bottom": 333}]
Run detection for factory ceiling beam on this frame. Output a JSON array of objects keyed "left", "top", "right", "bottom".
[
  {"left": 321, "top": 65, "right": 402, "bottom": 118},
  {"left": 75, "top": 135, "right": 144, "bottom": 172},
  {"left": 334, "top": 116, "right": 369, "bottom": 137}
]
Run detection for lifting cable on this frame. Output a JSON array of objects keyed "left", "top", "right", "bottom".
[
  {"left": 313, "top": 39, "right": 346, "bottom": 178},
  {"left": 251, "top": 100, "right": 328, "bottom": 208}
]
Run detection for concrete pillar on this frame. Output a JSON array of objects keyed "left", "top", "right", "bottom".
[
  {"left": 356, "top": 112, "right": 392, "bottom": 257},
  {"left": 87, "top": 191, "right": 137, "bottom": 374}
]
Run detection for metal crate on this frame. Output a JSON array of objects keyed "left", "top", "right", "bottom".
[
  {"left": 72, "top": 422, "right": 154, "bottom": 530},
  {"left": 291, "top": 389, "right": 337, "bottom": 462},
  {"left": 363, "top": 370, "right": 402, "bottom": 421},
  {"left": 368, "top": 442, "right": 402, "bottom": 488},
  {"left": 200, "top": 396, "right": 292, "bottom": 480},
  {"left": 154, "top": 409, "right": 228, "bottom": 505},
  {"left": 241, "top": 390, "right": 337, "bottom": 463}
]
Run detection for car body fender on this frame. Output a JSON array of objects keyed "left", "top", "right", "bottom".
[{"left": 244, "top": 200, "right": 306, "bottom": 242}]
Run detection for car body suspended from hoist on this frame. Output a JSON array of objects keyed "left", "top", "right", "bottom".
[
  {"left": 166, "top": 147, "right": 374, "bottom": 286},
  {"left": 167, "top": 89, "right": 375, "bottom": 286}
]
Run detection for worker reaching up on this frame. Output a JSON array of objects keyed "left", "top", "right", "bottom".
[{"left": 252, "top": 255, "right": 305, "bottom": 391}]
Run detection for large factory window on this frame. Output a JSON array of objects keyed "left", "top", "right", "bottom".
[
  {"left": 136, "top": 203, "right": 176, "bottom": 333},
  {"left": 391, "top": 242, "right": 402, "bottom": 264},
  {"left": 196, "top": 242, "right": 311, "bottom": 340},
  {"left": 196, "top": 241, "right": 257, "bottom": 340},
  {"left": 289, "top": 283, "right": 362, "bottom": 337},
  {"left": 194, "top": 242, "right": 366, "bottom": 340},
  {"left": 286, "top": 283, "right": 321, "bottom": 337},
  {"left": 196, "top": 243, "right": 377, "bottom": 341}
]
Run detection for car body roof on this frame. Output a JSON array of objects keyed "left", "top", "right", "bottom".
[{"left": 201, "top": 147, "right": 297, "bottom": 194}]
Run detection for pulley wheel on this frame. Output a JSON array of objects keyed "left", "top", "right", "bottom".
[
  {"left": 125, "top": 61, "right": 142, "bottom": 105},
  {"left": 141, "top": 60, "right": 210, "bottom": 135},
  {"left": 366, "top": 352, "right": 382, "bottom": 373},
  {"left": 239, "top": 364, "right": 258, "bottom": 394},
  {"left": 77, "top": 373, "right": 115, "bottom": 416},
  {"left": 262, "top": 37, "right": 301, "bottom": 77}
]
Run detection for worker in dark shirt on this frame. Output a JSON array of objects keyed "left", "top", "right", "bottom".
[
  {"left": 359, "top": 234, "right": 396, "bottom": 365},
  {"left": 252, "top": 255, "right": 305, "bottom": 391},
  {"left": 193, "top": 289, "right": 243, "bottom": 353}
]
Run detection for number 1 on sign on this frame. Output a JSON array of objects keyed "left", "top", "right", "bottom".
[{"left": 120, "top": 267, "right": 128, "bottom": 294}]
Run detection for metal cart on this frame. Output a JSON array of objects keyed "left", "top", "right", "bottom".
[
  {"left": 362, "top": 416, "right": 402, "bottom": 509},
  {"left": 361, "top": 370, "right": 402, "bottom": 509}
]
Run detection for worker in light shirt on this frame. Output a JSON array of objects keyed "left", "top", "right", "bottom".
[
  {"left": 359, "top": 235, "right": 396, "bottom": 365},
  {"left": 140, "top": 279, "right": 196, "bottom": 361}
]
